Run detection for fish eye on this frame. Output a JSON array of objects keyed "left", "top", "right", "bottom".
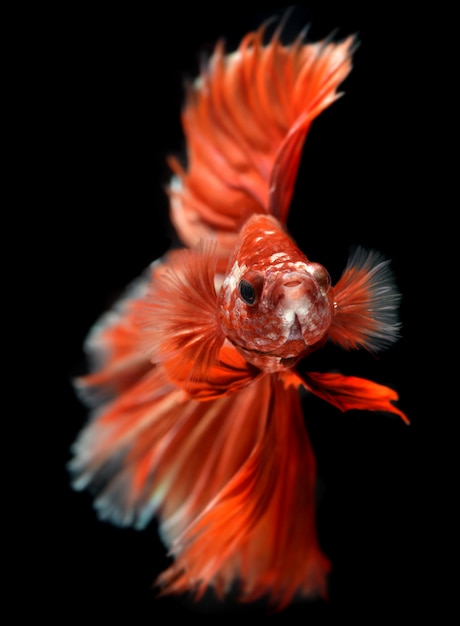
[
  {"left": 238, "top": 280, "right": 257, "bottom": 305},
  {"left": 310, "top": 264, "right": 331, "bottom": 293}
]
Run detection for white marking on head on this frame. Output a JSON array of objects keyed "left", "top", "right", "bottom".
[
  {"left": 223, "top": 261, "right": 247, "bottom": 294},
  {"left": 269, "top": 252, "right": 289, "bottom": 262},
  {"left": 294, "top": 261, "right": 310, "bottom": 273}
]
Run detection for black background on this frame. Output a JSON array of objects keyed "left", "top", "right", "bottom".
[{"left": 33, "top": 0, "right": 444, "bottom": 621}]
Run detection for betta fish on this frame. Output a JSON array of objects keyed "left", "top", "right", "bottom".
[{"left": 70, "top": 19, "right": 408, "bottom": 610}]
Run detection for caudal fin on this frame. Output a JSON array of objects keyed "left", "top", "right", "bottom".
[{"left": 158, "top": 376, "right": 330, "bottom": 608}]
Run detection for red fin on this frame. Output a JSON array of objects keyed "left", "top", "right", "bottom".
[
  {"left": 329, "top": 247, "right": 402, "bottom": 352},
  {"left": 75, "top": 267, "right": 158, "bottom": 406},
  {"left": 70, "top": 365, "right": 271, "bottom": 543},
  {"left": 157, "top": 375, "right": 329, "bottom": 608},
  {"left": 178, "top": 342, "right": 261, "bottom": 400},
  {"left": 302, "top": 371, "right": 409, "bottom": 424},
  {"left": 269, "top": 34, "right": 355, "bottom": 222},
  {"left": 139, "top": 241, "right": 227, "bottom": 395},
  {"left": 169, "top": 22, "right": 355, "bottom": 272},
  {"left": 70, "top": 366, "right": 183, "bottom": 528}
]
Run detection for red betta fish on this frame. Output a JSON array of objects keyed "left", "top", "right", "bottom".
[{"left": 70, "top": 20, "right": 408, "bottom": 610}]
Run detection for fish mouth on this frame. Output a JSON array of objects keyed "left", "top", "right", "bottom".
[
  {"left": 278, "top": 277, "right": 332, "bottom": 346},
  {"left": 283, "top": 277, "right": 302, "bottom": 287}
]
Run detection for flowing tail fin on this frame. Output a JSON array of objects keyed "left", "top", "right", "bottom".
[
  {"left": 71, "top": 351, "right": 330, "bottom": 610},
  {"left": 157, "top": 376, "right": 329, "bottom": 609},
  {"left": 70, "top": 252, "right": 261, "bottom": 528},
  {"left": 74, "top": 268, "right": 154, "bottom": 407}
]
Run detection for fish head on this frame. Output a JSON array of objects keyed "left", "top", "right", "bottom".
[{"left": 218, "top": 214, "right": 334, "bottom": 373}]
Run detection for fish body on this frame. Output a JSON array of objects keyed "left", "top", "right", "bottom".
[
  {"left": 70, "top": 20, "right": 408, "bottom": 610},
  {"left": 218, "top": 214, "right": 333, "bottom": 372}
]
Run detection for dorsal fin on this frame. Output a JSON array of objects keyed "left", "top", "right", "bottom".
[{"left": 168, "top": 22, "right": 355, "bottom": 272}]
